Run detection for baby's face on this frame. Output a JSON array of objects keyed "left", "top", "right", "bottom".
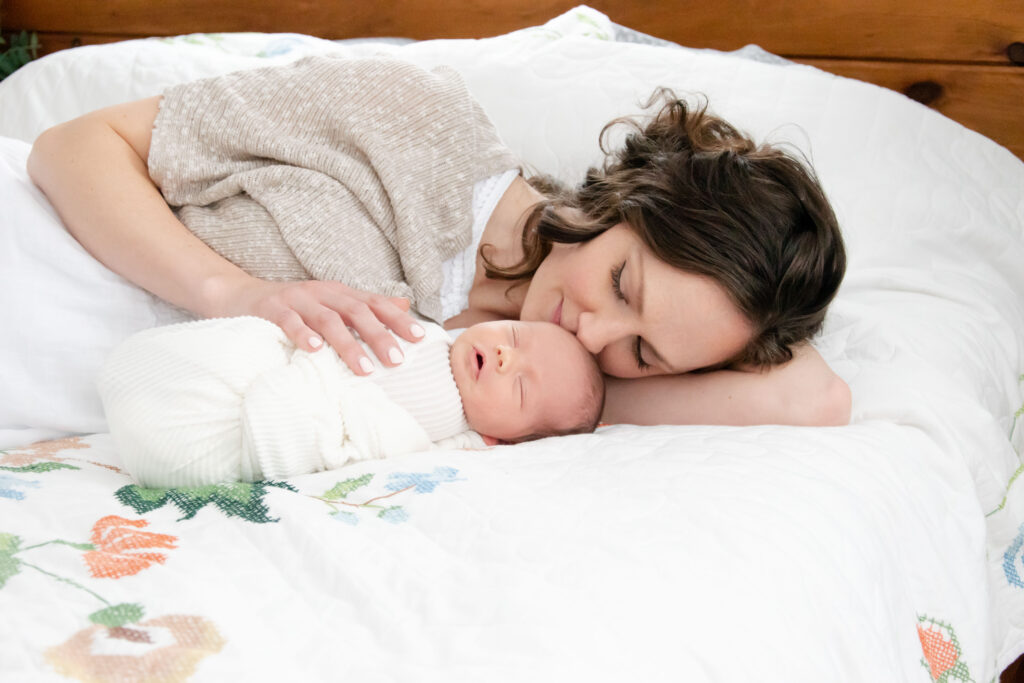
[{"left": 450, "top": 320, "right": 596, "bottom": 442}]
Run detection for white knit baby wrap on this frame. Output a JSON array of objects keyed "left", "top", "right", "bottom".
[{"left": 98, "top": 317, "right": 478, "bottom": 487}]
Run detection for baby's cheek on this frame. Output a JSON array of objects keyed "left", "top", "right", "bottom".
[{"left": 463, "top": 395, "right": 520, "bottom": 438}]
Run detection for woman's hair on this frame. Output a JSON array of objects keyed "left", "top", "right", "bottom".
[{"left": 484, "top": 90, "right": 846, "bottom": 368}]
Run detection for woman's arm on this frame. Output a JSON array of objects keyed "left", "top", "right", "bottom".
[
  {"left": 601, "top": 344, "right": 851, "bottom": 427},
  {"left": 27, "top": 97, "right": 422, "bottom": 374}
]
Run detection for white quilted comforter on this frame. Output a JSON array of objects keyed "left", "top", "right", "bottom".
[{"left": 1, "top": 7, "right": 1023, "bottom": 682}]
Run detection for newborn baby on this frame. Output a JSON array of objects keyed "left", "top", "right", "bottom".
[{"left": 99, "top": 317, "right": 604, "bottom": 487}]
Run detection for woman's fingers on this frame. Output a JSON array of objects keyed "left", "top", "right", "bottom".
[
  {"left": 233, "top": 280, "right": 426, "bottom": 375},
  {"left": 309, "top": 307, "right": 378, "bottom": 374},
  {"left": 388, "top": 296, "right": 411, "bottom": 313},
  {"left": 274, "top": 308, "right": 327, "bottom": 354},
  {"left": 370, "top": 296, "right": 426, "bottom": 343}
]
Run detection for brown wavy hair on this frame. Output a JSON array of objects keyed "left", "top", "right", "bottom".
[{"left": 484, "top": 90, "right": 846, "bottom": 368}]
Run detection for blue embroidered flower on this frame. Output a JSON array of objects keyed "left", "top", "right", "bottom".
[
  {"left": 257, "top": 36, "right": 307, "bottom": 58},
  {"left": 0, "top": 474, "right": 41, "bottom": 501},
  {"left": 331, "top": 510, "right": 359, "bottom": 526},
  {"left": 385, "top": 467, "right": 462, "bottom": 494},
  {"left": 1003, "top": 522, "right": 1024, "bottom": 588},
  {"left": 377, "top": 507, "right": 409, "bottom": 524}
]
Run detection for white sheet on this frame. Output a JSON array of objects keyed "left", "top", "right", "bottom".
[{"left": 1, "top": 6, "right": 1023, "bottom": 681}]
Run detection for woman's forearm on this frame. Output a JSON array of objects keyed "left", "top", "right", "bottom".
[
  {"left": 27, "top": 96, "right": 253, "bottom": 318},
  {"left": 601, "top": 344, "right": 851, "bottom": 427}
]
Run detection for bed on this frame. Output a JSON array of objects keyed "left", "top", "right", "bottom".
[{"left": 1, "top": 4, "right": 1023, "bottom": 682}]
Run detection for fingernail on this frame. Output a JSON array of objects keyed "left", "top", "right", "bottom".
[
  {"left": 389, "top": 347, "right": 404, "bottom": 364},
  {"left": 309, "top": 336, "right": 323, "bottom": 349},
  {"left": 410, "top": 323, "right": 425, "bottom": 339},
  {"left": 359, "top": 357, "right": 374, "bottom": 374}
]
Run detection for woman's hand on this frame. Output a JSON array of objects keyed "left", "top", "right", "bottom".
[{"left": 218, "top": 277, "right": 426, "bottom": 375}]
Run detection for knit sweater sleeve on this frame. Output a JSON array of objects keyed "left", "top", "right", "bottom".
[{"left": 148, "top": 56, "right": 521, "bottom": 322}]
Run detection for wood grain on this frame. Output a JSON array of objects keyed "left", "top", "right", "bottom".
[
  {"left": 5, "top": 0, "right": 1023, "bottom": 160},
  {"left": 7, "top": 0, "right": 1024, "bottom": 63}
]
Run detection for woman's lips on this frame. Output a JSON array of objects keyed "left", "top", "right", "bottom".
[{"left": 551, "top": 299, "right": 563, "bottom": 326}]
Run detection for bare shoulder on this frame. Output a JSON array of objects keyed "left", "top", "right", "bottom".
[{"left": 31, "top": 96, "right": 162, "bottom": 167}]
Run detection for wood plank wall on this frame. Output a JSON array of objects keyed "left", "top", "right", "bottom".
[{"left": 4, "top": 0, "right": 1023, "bottom": 159}]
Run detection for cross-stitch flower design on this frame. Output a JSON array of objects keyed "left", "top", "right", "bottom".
[
  {"left": 0, "top": 473, "right": 40, "bottom": 501},
  {"left": 385, "top": 466, "right": 462, "bottom": 494},
  {"left": 917, "top": 615, "right": 974, "bottom": 682},
  {"left": 1004, "top": 521, "right": 1024, "bottom": 589},
  {"left": 45, "top": 613, "right": 225, "bottom": 682},
  {"left": 316, "top": 467, "right": 464, "bottom": 525},
  {"left": 83, "top": 516, "right": 178, "bottom": 580},
  {"left": 0, "top": 436, "right": 90, "bottom": 467}
]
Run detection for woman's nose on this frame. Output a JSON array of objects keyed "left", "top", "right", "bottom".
[
  {"left": 495, "top": 345, "right": 518, "bottom": 373},
  {"left": 575, "top": 311, "right": 631, "bottom": 355}
]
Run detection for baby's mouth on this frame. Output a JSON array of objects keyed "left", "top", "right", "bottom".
[{"left": 474, "top": 348, "right": 484, "bottom": 380}]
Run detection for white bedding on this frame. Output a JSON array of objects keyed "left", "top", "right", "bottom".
[{"left": 1, "top": 6, "right": 1023, "bottom": 682}]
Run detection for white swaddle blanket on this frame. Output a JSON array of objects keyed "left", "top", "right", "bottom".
[{"left": 98, "top": 317, "right": 480, "bottom": 487}]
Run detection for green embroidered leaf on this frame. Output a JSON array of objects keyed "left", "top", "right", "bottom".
[
  {"left": 89, "top": 603, "right": 144, "bottom": 628},
  {"left": 215, "top": 482, "right": 257, "bottom": 505},
  {"left": 114, "top": 486, "right": 171, "bottom": 514},
  {"left": 323, "top": 474, "right": 374, "bottom": 500},
  {"left": 0, "top": 462, "right": 79, "bottom": 473},
  {"left": 0, "top": 553, "right": 19, "bottom": 590},
  {"left": 62, "top": 542, "right": 96, "bottom": 551},
  {"left": 115, "top": 481, "right": 297, "bottom": 523},
  {"left": 0, "top": 533, "right": 20, "bottom": 554},
  {"left": 0, "top": 533, "right": 22, "bottom": 589},
  {"left": 377, "top": 506, "right": 409, "bottom": 524}
]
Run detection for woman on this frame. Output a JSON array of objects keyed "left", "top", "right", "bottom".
[{"left": 27, "top": 57, "right": 849, "bottom": 427}]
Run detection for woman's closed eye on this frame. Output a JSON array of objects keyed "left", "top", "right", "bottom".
[
  {"left": 611, "top": 262, "right": 627, "bottom": 302},
  {"left": 611, "top": 261, "right": 651, "bottom": 371},
  {"left": 633, "top": 337, "right": 651, "bottom": 370}
]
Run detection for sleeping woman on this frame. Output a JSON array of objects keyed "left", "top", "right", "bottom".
[{"left": 27, "top": 55, "right": 849, "bottom": 428}]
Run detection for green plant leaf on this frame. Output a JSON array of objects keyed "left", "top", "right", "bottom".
[
  {"left": 0, "top": 30, "right": 40, "bottom": 81},
  {"left": 323, "top": 474, "right": 373, "bottom": 500},
  {"left": 89, "top": 603, "right": 144, "bottom": 628}
]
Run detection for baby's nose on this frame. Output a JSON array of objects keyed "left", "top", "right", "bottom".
[{"left": 495, "top": 345, "right": 517, "bottom": 373}]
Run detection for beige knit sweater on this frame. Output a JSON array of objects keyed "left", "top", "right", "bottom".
[{"left": 148, "top": 56, "right": 521, "bottom": 322}]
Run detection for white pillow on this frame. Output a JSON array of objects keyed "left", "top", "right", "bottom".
[{"left": 0, "top": 138, "right": 190, "bottom": 448}]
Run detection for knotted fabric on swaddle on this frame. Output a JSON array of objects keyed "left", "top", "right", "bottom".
[{"left": 98, "top": 317, "right": 451, "bottom": 487}]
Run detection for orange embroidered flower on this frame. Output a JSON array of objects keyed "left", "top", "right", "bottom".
[
  {"left": 83, "top": 516, "right": 177, "bottom": 580},
  {"left": 0, "top": 436, "right": 90, "bottom": 467},
  {"left": 917, "top": 623, "right": 958, "bottom": 680},
  {"left": 45, "top": 614, "right": 225, "bottom": 681}
]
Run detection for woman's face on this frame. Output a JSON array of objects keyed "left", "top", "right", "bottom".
[{"left": 520, "top": 224, "right": 754, "bottom": 378}]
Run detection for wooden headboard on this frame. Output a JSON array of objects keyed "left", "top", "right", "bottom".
[{"left": 5, "top": 0, "right": 1023, "bottom": 159}]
